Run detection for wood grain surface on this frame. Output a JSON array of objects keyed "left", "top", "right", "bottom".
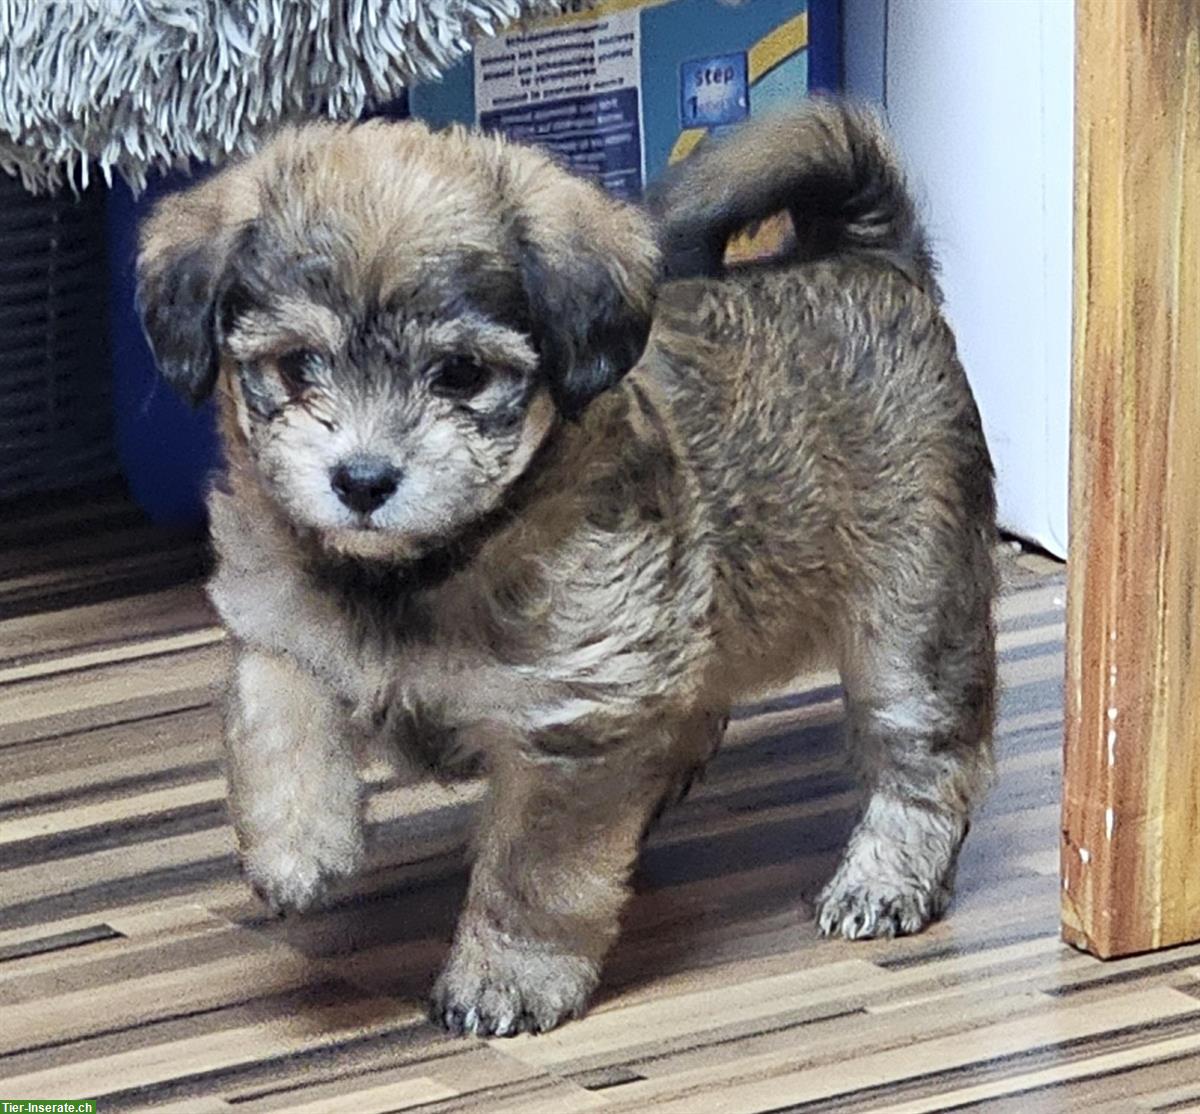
[
  {"left": 1063, "top": 0, "right": 1200, "bottom": 958},
  {"left": 3, "top": 489, "right": 1199, "bottom": 1110}
]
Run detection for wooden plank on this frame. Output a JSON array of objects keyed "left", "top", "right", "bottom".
[
  {"left": 0, "top": 1002, "right": 422, "bottom": 1098},
  {"left": 271, "top": 1078, "right": 459, "bottom": 1114},
  {"left": 0, "top": 582, "right": 216, "bottom": 669},
  {"left": 1063, "top": 2, "right": 1200, "bottom": 955},
  {"left": 0, "top": 644, "right": 225, "bottom": 742},
  {"left": 601, "top": 987, "right": 1200, "bottom": 1113},
  {"left": 873, "top": 1030, "right": 1200, "bottom": 1114},
  {"left": 0, "top": 628, "right": 225, "bottom": 686}
]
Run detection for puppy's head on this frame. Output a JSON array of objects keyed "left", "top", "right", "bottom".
[{"left": 137, "top": 120, "right": 658, "bottom": 560}]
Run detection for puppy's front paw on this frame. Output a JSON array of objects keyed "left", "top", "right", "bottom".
[
  {"left": 240, "top": 832, "right": 364, "bottom": 916},
  {"left": 430, "top": 928, "right": 598, "bottom": 1037}
]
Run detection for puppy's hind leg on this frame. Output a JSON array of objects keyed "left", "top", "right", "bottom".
[
  {"left": 817, "top": 574, "right": 995, "bottom": 940},
  {"left": 226, "top": 648, "right": 366, "bottom": 914}
]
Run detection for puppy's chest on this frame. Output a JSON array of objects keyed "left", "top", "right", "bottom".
[
  {"left": 322, "top": 531, "right": 699, "bottom": 746},
  {"left": 339, "top": 590, "right": 570, "bottom": 740},
  {"left": 337, "top": 575, "right": 667, "bottom": 759}
]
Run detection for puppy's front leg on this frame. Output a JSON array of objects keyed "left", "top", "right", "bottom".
[
  {"left": 432, "top": 739, "right": 696, "bottom": 1037},
  {"left": 432, "top": 759, "right": 641, "bottom": 1036},
  {"left": 226, "top": 648, "right": 365, "bottom": 914},
  {"left": 207, "top": 490, "right": 368, "bottom": 702}
]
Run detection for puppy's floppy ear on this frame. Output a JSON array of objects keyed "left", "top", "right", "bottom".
[
  {"left": 136, "top": 171, "right": 260, "bottom": 404},
  {"left": 500, "top": 146, "right": 661, "bottom": 418}
]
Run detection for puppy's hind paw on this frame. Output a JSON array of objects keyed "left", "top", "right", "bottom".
[
  {"left": 814, "top": 796, "right": 966, "bottom": 941},
  {"left": 814, "top": 875, "right": 948, "bottom": 940}
]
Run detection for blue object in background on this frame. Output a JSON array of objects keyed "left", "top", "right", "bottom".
[
  {"left": 808, "top": 0, "right": 843, "bottom": 94},
  {"left": 107, "top": 169, "right": 221, "bottom": 528},
  {"left": 680, "top": 52, "right": 749, "bottom": 128}
]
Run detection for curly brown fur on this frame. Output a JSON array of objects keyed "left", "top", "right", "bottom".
[{"left": 137, "top": 101, "right": 996, "bottom": 1036}]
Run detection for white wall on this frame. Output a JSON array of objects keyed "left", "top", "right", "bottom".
[{"left": 844, "top": 0, "right": 1073, "bottom": 557}]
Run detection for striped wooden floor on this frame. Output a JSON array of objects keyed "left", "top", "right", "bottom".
[{"left": 3, "top": 489, "right": 1200, "bottom": 1112}]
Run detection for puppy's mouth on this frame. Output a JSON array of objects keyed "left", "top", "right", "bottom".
[
  {"left": 322, "top": 520, "right": 417, "bottom": 561},
  {"left": 336, "top": 511, "right": 401, "bottom": 540}
]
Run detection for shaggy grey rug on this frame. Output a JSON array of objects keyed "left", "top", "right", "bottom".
[{"left": 0, "top": 0, "right": 580, "bottom": 193}]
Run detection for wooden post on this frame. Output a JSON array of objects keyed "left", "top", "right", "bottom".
[{"left": 1063, "top": 1, "right": 1200, "bottom": 958}]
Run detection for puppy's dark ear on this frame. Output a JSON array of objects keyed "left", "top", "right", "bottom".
[
  {"left": 136, "top": 172, "right": 260, "bottom": 404},
  {"left": 502, "top": 149, "right": 660, "bottom": 418},
  {"left": 136, "top": 241, "right": 231, "bottom": 404}
]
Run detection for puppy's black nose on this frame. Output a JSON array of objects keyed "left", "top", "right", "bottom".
[{"left": 330, "top": 458, "right": 399, "bottom": 515}]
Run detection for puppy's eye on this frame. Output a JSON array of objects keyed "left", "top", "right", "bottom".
[
  {"left": 275, "top": 349, "right": 317, "bottom": 393},
  {"left": 430, "top": 358, "right": 491, "bottom": 400}
]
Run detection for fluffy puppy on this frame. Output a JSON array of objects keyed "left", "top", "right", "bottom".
[{"left": 136, "top": 99, "right": 997, "bottom": 1036}]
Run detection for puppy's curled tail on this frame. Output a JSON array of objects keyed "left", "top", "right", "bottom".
[{"left": 646, "top": 97, "right": 938, "bottom": 299}]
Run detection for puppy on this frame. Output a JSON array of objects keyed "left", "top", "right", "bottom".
[{"left": 136, "top": 99, "right": 996, "bottom": 1036}]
